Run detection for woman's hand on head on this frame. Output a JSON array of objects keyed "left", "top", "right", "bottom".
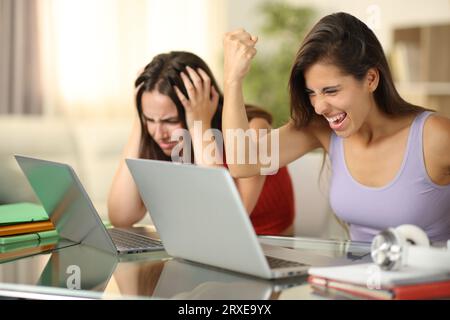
[
  {"left": 174, "top": 66, "right": 219, "bottom": 130},
  {"left": 223, "top": 29, "right": 258, "bottom": 85}
]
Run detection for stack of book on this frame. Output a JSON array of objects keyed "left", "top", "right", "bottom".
[
  {"left": 0, "top": 203, "right": 58, "bottom": 262},
  {"left": 308, "top": 263, "right": 450, "bottom": 300}
]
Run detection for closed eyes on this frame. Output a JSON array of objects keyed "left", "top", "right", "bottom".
[
  {"left": 305, "top": 86, "right": 340, "bottom": 96},
  {"left": 143, "top": 116, "right": 180, "bottom": 125}
]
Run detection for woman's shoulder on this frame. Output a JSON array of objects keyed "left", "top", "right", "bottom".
[
  {"left": 424, "top": 112, "right": 450, "bottom": 140},
  {"left": 278, "top": 117, "right": 332, "bottom": 153},
  {"left": 244, "top": 104, "right": 272, "bottom": 125},
  {"left": 284, "top": 115, "right": 330, "bottom": 134},
  {"left": 248, "top": 116, "right": 271, "bottom": 129},
  {"left": 423, "top": 112, "right": 450, "bottom": 165}
]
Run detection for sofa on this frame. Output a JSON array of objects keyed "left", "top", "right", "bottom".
[{"left": 0, "top": 115, "right": 135, "bottom": 222}]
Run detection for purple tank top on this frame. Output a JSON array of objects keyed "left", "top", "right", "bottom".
[{"left": 329, "top": 111, "right": 450, "bottom": 242}]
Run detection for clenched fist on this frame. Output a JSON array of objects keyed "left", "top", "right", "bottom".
[{"left": 223, "top": 29, "right": 258, "bottom": 85}]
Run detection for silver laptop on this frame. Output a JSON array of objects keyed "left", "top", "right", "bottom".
[
  {"left": 15, "top": 155, "right": 164, "bottom": 255},
  {"left": 126, "top": 158, "right": 310, "bottom": 279}
]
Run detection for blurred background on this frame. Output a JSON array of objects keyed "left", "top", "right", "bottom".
[{"left": 1, "top": 0, "right": 449, "bottom": 237}]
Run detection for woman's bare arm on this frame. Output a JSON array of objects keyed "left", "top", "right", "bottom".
[
  {"left": 107, "top": 116, "right": 147, "bottom": 227},
  {"left": 233, "top": 118, "right": 269, "bottom": 214},
  {"left": 223, "top": 30, "right": 324, "bottom": 178}
]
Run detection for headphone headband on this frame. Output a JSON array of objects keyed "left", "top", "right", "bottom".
[{"left": 406, "top": 246, "right": 450, "bottom": 270}]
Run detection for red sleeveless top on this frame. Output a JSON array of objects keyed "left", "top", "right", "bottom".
[
  {"left": 249, "top": 166, "right": 295, "bottom": 235},
  {"left": 223, "top": 161, "right": 295, "bottom": 235}
]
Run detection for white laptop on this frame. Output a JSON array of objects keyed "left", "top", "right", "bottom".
[
  {"left": 15, "top": 155, "right": 164, "bottom": 255},
  {"left": 126, "top": 158, "right": 310, "bottom": 279}
]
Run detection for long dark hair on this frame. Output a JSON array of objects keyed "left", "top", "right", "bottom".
[
  {"left": 135, "top": 51, "right": 272, "bottom": 161},
  {"left": 289, "top": 12, "right": 426, "bottom": 128}
]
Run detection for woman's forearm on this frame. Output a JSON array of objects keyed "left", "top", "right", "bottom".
[
  {"left": 223, "top": 82, "right": 263, "bottom": 178},
  {"left": 108, "top": 118, "right": 146, "bottom": 227},
  {"left": 223, "top": 80, "right": 250, "bottom": 131},
  {"left": 223, "top": 30, "right": 264, "bottom": 178}
]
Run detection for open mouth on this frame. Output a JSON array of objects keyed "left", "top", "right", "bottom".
[{"left": 325, "top": 112, "right": 347, "bottom": 130}]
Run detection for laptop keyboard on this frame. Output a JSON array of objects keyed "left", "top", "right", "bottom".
[
  {"left": 108, "top": 228, "right": 164, "bottom": 252},
  {"left": 265, "top": 256, "right": 309, "bottom": 269}
]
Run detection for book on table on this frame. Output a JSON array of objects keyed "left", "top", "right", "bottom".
[
  {"left": 0, "top": 231, "right": 59, "bottom": 263},
  {"left": 0, "top": 202, "right": 59, "bottom": 262},
  {"left": 308, "top": 263, "right": 450, "bottom": 300},
  {"left": 0, "top": 202, "right": 49, "bottom": 226},
  {"left": 0, "top": 202, "right": 56, "bottom": 243}
]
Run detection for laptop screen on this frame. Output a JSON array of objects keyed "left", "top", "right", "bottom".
[{"left": 15, "top": 155, "right": 116, "bottom": 254}]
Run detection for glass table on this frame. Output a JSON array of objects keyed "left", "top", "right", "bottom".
[{"left": 0, "top": 227, "right": 372, "bottom": 300}]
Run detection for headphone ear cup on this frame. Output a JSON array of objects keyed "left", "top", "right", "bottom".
[{"left": 395, "top": 224, "right": 430, "bottom": 247}]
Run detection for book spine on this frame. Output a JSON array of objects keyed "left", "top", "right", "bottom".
[
  {"left": 308, "top": 275, "right": 391, "bottom": 300},
  {"left": 308, "top": 275, "right": 450, "bottom": 300},
  {"left": 393, "top": 281, "right": 450, "bottom": 300}
]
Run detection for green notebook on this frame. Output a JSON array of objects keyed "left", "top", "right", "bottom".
[
  {"left": 0, "top": 202, "right": 58, "bottom": 246},
  {"left": 0, "top": 230, "right": 59, "bottom": 248},
  {"left": 0, "top": 202, "right": 49, "bottom": 226},
  {"left": 0, "top": 203, "right": 114, "bottom": 246},
  {"left": 0, "top": 229, "right": 59, "bottom": 246}
]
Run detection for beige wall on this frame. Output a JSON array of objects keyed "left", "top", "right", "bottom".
[{"left": 225, "top": 0, "right": 450, "bottom": 51}]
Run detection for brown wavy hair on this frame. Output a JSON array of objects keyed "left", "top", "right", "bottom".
[
  {"left": 135, "top": 51, "right": 272, "bottom": 162},
  {"left": 289, "top": 12, "right": 426, "bottom": 128}
]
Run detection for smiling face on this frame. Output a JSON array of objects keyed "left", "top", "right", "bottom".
[
  {"left": 304, "top": 62, "right": 377, "bottom": 138},
  {"left": 141, "top": 90, "right": 184, "bottom": 156}
]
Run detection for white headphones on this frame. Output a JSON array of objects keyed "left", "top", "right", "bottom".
[{"left": 371, "top": 224, "right": 450, "bottom": 271}]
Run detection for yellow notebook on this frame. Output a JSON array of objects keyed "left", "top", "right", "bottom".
[{"left": 0, "top": 220, "right": 55, "bottom": 237}]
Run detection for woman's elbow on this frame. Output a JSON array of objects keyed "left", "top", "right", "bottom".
[
  {"left": 228, "top": 164, "right": 259, "bottom": 178},
  {"left": 228, "top": 167, "right": 243, "bottom": 178},
  {"left": 108, "top": 204, "right": 144, "bottom": 228},
  {"left": 108, "top": 209, "right": 131, "bottom": 228}
]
